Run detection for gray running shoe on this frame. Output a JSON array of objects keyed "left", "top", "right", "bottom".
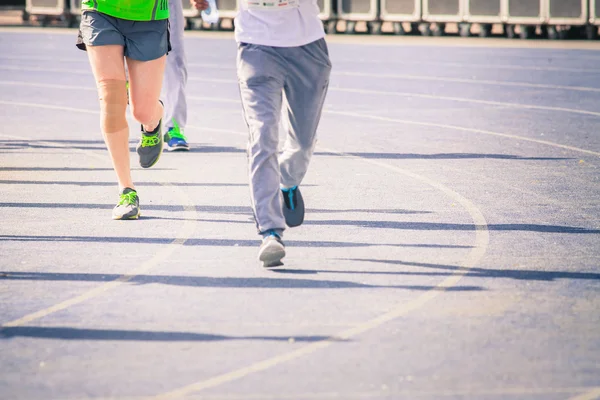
[
  {"left": 281, "top": 186, "right": 304, "bottom": 227},
  {"left": 112, "top": 188, "right": 140, "bottom": 220},
  {"left": 258, "top": 231, "right": 285, "bottom": 268},
  {"left": 136, "top": 115, "right": 163, "bottom": 168}
]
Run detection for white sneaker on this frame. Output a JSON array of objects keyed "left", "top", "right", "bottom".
[{"left": 258, "top": 231, "right": 285, "bottom": 268}]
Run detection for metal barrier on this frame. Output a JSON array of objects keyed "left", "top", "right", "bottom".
[
  {"left": 547, "top": 0, "right": 587, "bottom": 24},
  {"left": 422, "top": 0, "right": 463, "bottom": 22},
  {"left": 318, "top": 0, "right": 338, "bottom": 33},
  {"left": 422, "top": 0, "right": 464, "bottom": 36},
  {"left": 25, "top": 0, "right": 66, "bottom": 16},
  {"left": 463, "top": 0, "right": 503, "bottom": 37},
  {"left": 505, "top": 0, "right": 544, "bottom": 23},
  {"left": 19, "top": 0, "right": 600, "bottom": 40},
  {"left": 69, "top": 0, "right": 80, "bottom": 15},
  {"left": 505, "top": 0, "right": 544, "bottom": 38},
  {"left": 545, "top": 0, "right": 588, "bottom": 39},
  {"left": 380, "top": 0, "right": 421, "bottom": 34},
  {"left": 381, "top": 0, "right": 420, "bottom": 21},
  {"left": 337, "top": 0, "right": 379, "bottom": 33},
  {"left": 589, "top": 0, "right": 600, "bottom": 39},
  {"left": 591, "top": 0, "right": 600, "bottom": 24},
  {"left": 215, "top": 0, "right": 238, "bottom": 19}
]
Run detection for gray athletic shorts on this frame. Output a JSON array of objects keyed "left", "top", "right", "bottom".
[{"left": 76, "top": 11, "right": 170, "bottom": 61}]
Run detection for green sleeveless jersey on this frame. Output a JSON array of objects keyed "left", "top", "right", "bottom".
[{"left": 81, "top": 0, "right": 169, "bottom": 21}]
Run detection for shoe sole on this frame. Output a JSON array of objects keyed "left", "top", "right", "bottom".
[
  {"left": 259, "top": 241, "right": 285, "bottom": 268},
  {"left": 112, "top": 210, "right": 141, "bottom": 220},
  {"left": 167, "top": 146, "right": 190, "bottom": 152}
]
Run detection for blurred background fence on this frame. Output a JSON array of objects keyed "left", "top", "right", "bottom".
[{"left": 1, "top": 0, "right": 598, "bottom": 39}]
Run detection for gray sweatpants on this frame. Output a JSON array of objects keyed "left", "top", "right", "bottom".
[
  {"left": 236, "top": 39, "right": 332, "bottom": 234},
  {"left": 161, "top": 0, "right": 188, "bottom": 131}
]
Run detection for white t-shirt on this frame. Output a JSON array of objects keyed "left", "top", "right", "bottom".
[{"left": 234, "top": 0, "right": 325, "bottom": 47}]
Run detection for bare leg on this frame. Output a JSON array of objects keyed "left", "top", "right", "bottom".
[
  {"left": 127, "top": 55, "right": 167, "bottom": 132},
  {"left": 86, "top": 45, "right": 132, "bottom": 190}
]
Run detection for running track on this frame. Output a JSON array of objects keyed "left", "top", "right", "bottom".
[{"left": 0, "top": 29, "right": 599, "bottom": 400}]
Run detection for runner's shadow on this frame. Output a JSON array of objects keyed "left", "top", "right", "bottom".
[
  {"left": 0, "top": 271, "right": 483, "bottom": 291},
  {"left": 186, "top": 145, "right": 245, "bottom": 153},
  {"left": 315, "top": 151, "right": 572, "bottom": 161},
  {"left": 0, "top": 326, "right": 340, "bottom": 342},
  {"left": 337, "top": 258, "right": 600, "bottom": 282},
  {"left": 0, "top": 203, "right": 430, "bottom": 216},
  {"left": 304, "top": 220, "right": 600, "bottom": 234},
  {"left": 0, "top": 180, "right": 247, "bottom": 187},
  {"left": 0, "top": 234, "right": 473, "bottom": 249},
  {"left": 0, "top": 203, "right": 252, "bottom": 213}
]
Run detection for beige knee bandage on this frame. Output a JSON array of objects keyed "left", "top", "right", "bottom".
[{"left": 97, "top": 79, "right": 128, "bottom": 133}]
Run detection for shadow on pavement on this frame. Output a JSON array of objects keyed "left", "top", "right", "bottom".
[
  {"left": 0, "top": 271, "right": 483, "bottom": 291},
  {"left": 338, "top": 258, "right": 600, "bottom": 282},
  {"left": 0, "top": 326, "right": 340, "bottom": 342},
  {"left": 0, "top": 235, "right": 471, "bottom": 249}
]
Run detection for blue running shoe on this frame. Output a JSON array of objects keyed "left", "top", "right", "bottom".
[
  {"left": 281, "top": 186, "right": 304, "bottom": 227},
  {"left": 164, "top": 120, "right": 190, "bottom": 151}
]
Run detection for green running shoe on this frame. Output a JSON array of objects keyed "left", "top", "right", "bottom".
[
  {"left": 136, "top": 102, "right": 164, "bottom": 168},
  {"left": 113, "top": 188, "right": 140, "bottom": 220},
  {"left": 164, "top": 119, "right": 190, "bottom": 151}
]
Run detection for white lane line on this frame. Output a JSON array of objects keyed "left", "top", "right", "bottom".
[
  {"left": 0, "top": 81, "right": 96, "bottom": 91},
  {"left": 568, "top": 388, "right": 600, "bottom": 400},
  {"left": 149, "top": 133, "right": 490, "bottom": 400},
  {"left": 334, "top": 71, "right": 600, "bottom": 93},
  {"left": 1, "top": 96, "right": 598, "bottom": 159},
  {"left": 5, "top": 75, "right": 599, "bottom": 119},
  {"left": 0, "top": 116, "right": 199, "bottom": 328},
  {"left": 324, "top": 110, "right": 600, "bottom": 158},
  {"left": 0, "top": 55, "right": 86, "bottom": 62},
  {"left": 150, "top": 387, "right": 600, "bottom": 399},
  {"left": 0, "top": 100, "right": 98, "bottom": 114},
  {"left": 3, "top": 68, "right": 600, "bottom": 118},
  {"left": 4, "top": 59, "right": 600, "bottom": 94},
  {"left": 1, "top": 98, "right": 598, "bottom": 158},
  {"left": 0, "top": 65, "right": 91, "bottom": 74},
  {"left": 339, "top": 58, "right": 600, "bottom": 74},
  {"left": 328, "top": 87, "right": 600, "bottom": 118},
  {"left": 187, "top": 76, "right": 600, "bottom": 118},
  {"left": 1, "top": 88, "right": 489, "bottom": 399}
]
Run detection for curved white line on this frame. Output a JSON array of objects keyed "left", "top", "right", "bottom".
[
  {"left": 568, "top": 388, "right": 600, "bottom": 400},
  {"left": 2, "top": 69, "right": 599, "bottom": 118},
  {"left": 342, "top": 58, "right": 600, "bottom": 74},
  {"left": 4, "top": 58, "right": 600, "bottom": 94},
  {"left": 1, "top": 99, "right": 598, "bottom": 157},
  {"left": 328, "top": 87, "right": 600, "bottom": 118},
  {"left": 0, "top": 65, "right": 91, "bottom": 75},
  {"left": 0, "top": 100, "right": 98, "bottom": 114},
  {"left": 0, "top": 120, "right": 199, "bottom": 328},
  {"left": 0, "top": 81, "right": 96, "bottom": 91},
  {"left": 0, "top": 95, "right": 490, "bottom": 399},
  {"left": 150, "top": 152, "right": 490, "bottom": 400},
  {"left": 324, "top": 110, "right": 600, "bottom": 158},
  {"left": 335, "top": 71, "right": 600, "bottom": 93},
  {"left": 187, "top": 76, "right": 600, "bottom": 118}
]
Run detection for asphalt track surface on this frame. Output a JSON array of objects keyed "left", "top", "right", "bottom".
[{"left": 0, "top": 29, "right": 599, "bottom": 400}]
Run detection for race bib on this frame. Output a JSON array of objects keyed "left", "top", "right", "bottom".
[{"left": 246, "top": 0, "right": 299, "bottom": 11}]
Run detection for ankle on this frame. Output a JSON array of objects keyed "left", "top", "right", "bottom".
[
  {"left": 143, "top": 121, "right": 160, "bottom": 134},
  {"left": 261, "top": 229, "right": 283, "bottom": 239}
]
